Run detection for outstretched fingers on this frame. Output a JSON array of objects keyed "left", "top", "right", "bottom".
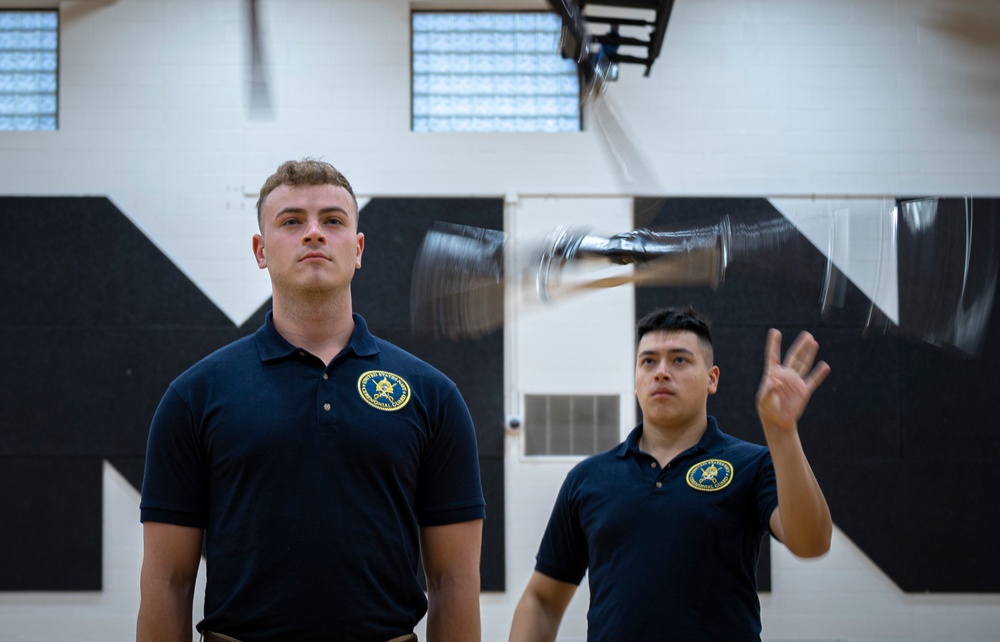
[
  {"left": 783, "top": 331, "right": 820, "bottom": 375},
  {"left": 772, "top": 329, "right": 831, "bottom": 394},
  {"left": 763, "top": 328, "right": 782, "bottom": 372},
  {"left": 803, "top": 359, "right": 831, "bottom": 394}
]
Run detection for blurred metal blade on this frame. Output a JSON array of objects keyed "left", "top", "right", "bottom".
[
  {"left": 410, "top": 202, "right": 1000, "bottom": 356},
  {"left": 410, "top": 223, "right": 506, "bottom": 341},
  {"left": 589, "top": 89, "right": 661, "bottom": 195},
  {"left": 410, "top": 220, "right": 729, "bottom": 340},
  {"left": 772, "top": 197, "right": 1000, "bottom": 357},
  {"left": 896, "top": 197, "right": 1000, "bottom": 356},
  {"left": 246, "top": 0, "right": 273, "bottom": 120}
]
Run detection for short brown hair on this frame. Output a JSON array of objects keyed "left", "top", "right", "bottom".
[{"left": 256, "top": 158, "right": 358, "bottom": 230}]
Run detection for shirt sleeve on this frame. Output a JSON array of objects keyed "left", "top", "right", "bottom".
[
  {"left": 756, "top": 450, "right": 780, "bottom": 535},
  {"left": 415, "top": 384, "right": 486, "bottom": 526},
  {"left": 534, "top": 472, "right": 589, "bottom": 586},
  {"left": 139, "top": 385, "right": 209, "bottom": 527}
]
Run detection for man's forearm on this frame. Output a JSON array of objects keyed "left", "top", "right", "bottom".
[
  {"left": 765, "top": 425, "right": 832, "bottom": 557},
  {"left": 508, "top": 595, "right": 561, "bottom": 642},
  {"left": 426, "top": 581, "right": 481, "bottom": 642},
  {"left": 136, "top": 580, "right": 195, "bottom": 642}
]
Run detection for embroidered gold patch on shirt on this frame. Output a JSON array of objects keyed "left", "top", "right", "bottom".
[
  {"left": 686, "top": 459, "right": 734, "bottom": 491},
  {"left": 357, "top": 370, "right": 411, "bottom": 411}
]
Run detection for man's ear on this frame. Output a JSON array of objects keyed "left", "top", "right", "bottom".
[
  {"left": 707, "top": 365, "right": 720, "bottom": 395},
  {"left": 252, "top": 234, "right": 267, "bottom": 269}
]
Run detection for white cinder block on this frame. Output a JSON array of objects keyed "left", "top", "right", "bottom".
[{"left": 3, "top": 0, "right": 1000, "bottom": 639}]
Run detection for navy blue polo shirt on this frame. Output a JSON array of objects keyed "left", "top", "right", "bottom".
[
  {"left": 535, "top": 417, "right": 778, "bottom": 641},
  {"left": 140, "top": 313, "right": 485, "bottom": 641}
]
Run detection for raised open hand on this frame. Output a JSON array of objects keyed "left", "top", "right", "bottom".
[{"left": 756, "top": 329, "right": 830, "bottom": 432}]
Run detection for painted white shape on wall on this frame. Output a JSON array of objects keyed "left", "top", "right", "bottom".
[
  {"left": 762, "top": 527, "right": 1000, "bottom": 642},
  {"left": 770, "top": 198, "right": 900, "bottom": 323},
  {"left": 0, "top": 462, "right": 207, "bottom": 640}
]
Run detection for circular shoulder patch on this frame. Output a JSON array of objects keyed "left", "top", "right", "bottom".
[
  {"left": 357, "top": 370, "right": 411, "bottom": 411},
  {"left": 686, "top": 459, "right": 734, "bottom": 492}
]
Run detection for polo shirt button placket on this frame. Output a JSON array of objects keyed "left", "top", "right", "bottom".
[
  {"left": 647, "top": 459, "right": 663, "bottom": 492},
  {"left": 317, "top": 369, "right": 336, "bottom": 425}
]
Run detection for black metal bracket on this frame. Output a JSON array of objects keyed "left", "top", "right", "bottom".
[{"left": 547, "top": 0, "right": 676, "bottom": 79}]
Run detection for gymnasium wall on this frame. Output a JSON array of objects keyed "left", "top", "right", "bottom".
[{"left": 1, "top": 0, "right": 999, "bottom": 639}]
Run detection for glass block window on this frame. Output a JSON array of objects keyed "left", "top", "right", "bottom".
[
  {"left": 524, "top": 394, "right": 620, "bottom": 456},
  {"left": 0, "top": 10, "right": 58, "bottom": 131},
  {"left": 412, "top": 12, "right": 580, "bottom": 133}
]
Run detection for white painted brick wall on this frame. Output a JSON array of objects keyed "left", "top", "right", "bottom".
[{"left": 1, "top": 0, "right": 999, "bottom": 639}]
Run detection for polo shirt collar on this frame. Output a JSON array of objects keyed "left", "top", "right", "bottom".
[
  {"left": 255, "top": 311, "right": 381, "bottom": 362},
  {"left": 617, "top": 416, "right": 725, "bottom": 458}
]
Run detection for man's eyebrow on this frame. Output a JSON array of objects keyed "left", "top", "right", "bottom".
[
  {"left": 273, "top": 205, "right": 349, "bottom": 217},
  {"left": 638, "top": 347, "right": 696, "bottom": 358}
]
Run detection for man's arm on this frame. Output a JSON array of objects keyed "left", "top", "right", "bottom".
[
  {"left": 137, "top": 522, "right": 204, "bottom": 642},
  {"left": 421, "top": 519, "right": 483, "bottom": 642},
  {"left": 508, "top": 571, "right": 578, "bottom": 642},
  {"left": 757, "top": 328, "right": 833, "bottom": 558}
]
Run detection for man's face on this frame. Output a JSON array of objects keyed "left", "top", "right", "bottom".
[
  {"left": 252, "top": 183, "right": 364, "bottom": 296},
  {"left": 634, "top": 329, "right": 719, "bottom": 430}
]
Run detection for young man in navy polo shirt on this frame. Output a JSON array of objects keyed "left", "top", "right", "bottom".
[
  {"left": 137, "top": 159, "right": 485, "bottom": 641},
  {"left": 509, "top": 306, "right": 832, "bottom": 641}
]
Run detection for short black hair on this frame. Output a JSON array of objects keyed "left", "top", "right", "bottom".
[{"left": 636, "top": 306, "right": 713, "bottom": 351}]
